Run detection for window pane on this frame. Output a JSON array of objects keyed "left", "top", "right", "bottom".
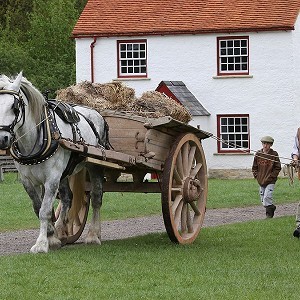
[
  {"left": 234, "top": 40, "right": 240, "bottom": 47},
  {"left": 228, "top": 64, "right": 234, "bottom": 70},
  {"left": 220, "top": 41, "right": 226, "bottom": 47},
  {"left": 234, "top": 48, "right": 240, "bottom": 55},
  {"left": 221, "top": 118, "right": 227, "bottom": 125},
  {"left": 241, "top": 48, "right": 247, "bottom": 55},
  {"left": 221, "top": 125, "right": 227, "bottom": 133},
  {"left": 221, "top": 49, "right": 226, "bottom": 55},
  {"left": 241, "top": 40, "right": 247, "bottom": 47}
]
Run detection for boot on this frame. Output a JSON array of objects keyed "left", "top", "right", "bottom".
[{"left": 265, "top": 204, "right": 276, "bottom": 218}]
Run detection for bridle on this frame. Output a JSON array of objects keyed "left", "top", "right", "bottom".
[{"left": 0, "top": 89, "right": 26, "bottom": 136}]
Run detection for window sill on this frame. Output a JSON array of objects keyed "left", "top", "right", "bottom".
[
  {"left": 213, "top": 75, "right": 253, "bottom": 79},
  {"left": 113, "top": 78, "right": 151, "bottom": 81},
  {"left": 214, "top": 152, "right": 253, "bottom": 156}
]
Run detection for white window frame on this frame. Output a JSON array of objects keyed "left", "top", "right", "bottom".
[
  {"left": 117, "top": 39, "right": 147, "bottom": 78},
  {"left": 217, "top": 114, "right": 250, "bottom": 153},
  {"left": 217, "top": 36, "right": 249, "bottom": 76}
]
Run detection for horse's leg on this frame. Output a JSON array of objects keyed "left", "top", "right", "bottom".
[
  {"left": 85, "top": 165, "right": 104, "bottom": 244},
  {"left": 55, "top": 177, "right": 73, "bottom": 244},
  {"left": 20, "top": 176, "right": 42, "bottom": 218},
  {"left": 30, "top": 181, "right": 61, "bottom": 253},
  {"left": 293, "top": 202, "right": 300, "bottom": 238}
]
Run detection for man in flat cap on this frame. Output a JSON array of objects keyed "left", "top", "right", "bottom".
[{"left": 252, "top": 136, "right": 281, "bottom": 218}]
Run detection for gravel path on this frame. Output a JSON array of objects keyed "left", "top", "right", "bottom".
[{"left": 0, "top": 203, "right": 298, "bottom": 256}]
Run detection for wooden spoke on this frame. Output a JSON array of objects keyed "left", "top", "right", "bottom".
[
  {"left": 174, "top": 201, "right": 184, "bottom": 230},
  {"left": 187, "top": 146, "right": 196, "bottom": 175},
  {"left": 172, "top": 194, "right": 183, "bottom": 215},
  {"left": 186, "top": 207, "right": 194, "bottom": 233},
  {"left": 181, "top": 203, "right": 188, "bottom": 233},
  {"left": 174, "top": 167, "right": 182, "bottom": 183},
  {"left": 190, "top": 163, "right": 202, "bottom": 178},
  {"left": 190, "top": 201, "right": 201, "bottom": 216},
  {"left": 182, "top": 142, "right": 189, "bottom": 177},
  {"left": 176, "top": 149, "right": 184, "bottom": 179}
]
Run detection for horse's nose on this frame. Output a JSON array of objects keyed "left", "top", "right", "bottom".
[{"left": 0, "top": 133, "right": 12, "bottom": 149}]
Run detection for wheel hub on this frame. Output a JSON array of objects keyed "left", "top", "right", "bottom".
[{"left": 183, "top": 177, "right": 201, "bottom": 203}]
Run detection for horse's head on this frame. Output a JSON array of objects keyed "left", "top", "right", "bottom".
[{"left": 0, "top": 72, "right": 25, "bottom": 149}]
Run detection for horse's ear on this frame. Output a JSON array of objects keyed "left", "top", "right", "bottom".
[{"left": 8, "top": 72, "right": 23, "bottom": 92}]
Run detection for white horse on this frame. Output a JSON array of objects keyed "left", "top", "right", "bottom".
[{"left": 0, "top": 72, "right": 108, "bottom": 253}]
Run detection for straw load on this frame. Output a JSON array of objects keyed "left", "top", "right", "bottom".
[{"left": 56, "top": 81, "right": 192, "bottom": 123}]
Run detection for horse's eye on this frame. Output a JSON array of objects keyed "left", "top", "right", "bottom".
[{"left": 12, "top": 100, "right": 19, "bottom": 114}]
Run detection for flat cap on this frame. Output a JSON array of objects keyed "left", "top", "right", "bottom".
[{"left": 260, "top": 136, "right": 274, "bottom": 143}]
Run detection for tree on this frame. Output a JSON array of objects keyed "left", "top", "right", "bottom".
[
  {"left": 0, "top": 0, "right": 87, "bottom": 95},
  {"left": 26, "top": 0, "right": 81, "bottom": 96}
]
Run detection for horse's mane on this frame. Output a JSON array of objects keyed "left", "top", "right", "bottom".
[
  {"left": 20, "top": 79, "right": 46, "bottom": 124},
  {"left": 0, "top": 74, "right": 46, "bottom": 125}
]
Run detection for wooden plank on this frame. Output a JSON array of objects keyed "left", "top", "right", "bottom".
[
  {"left": 59, "top": 139, "right": 138, "bottom": 166},
  {"left": 85, "top": 157, "right": 125, "bottom": 170},
  {"left": 103, "top": 181, "right": 161, "bottom": 193}
]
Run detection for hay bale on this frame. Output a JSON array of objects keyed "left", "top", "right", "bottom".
[
  {"left": 129, "top": 91, "right": 191, "bottom": 123},
  {"left": 56, "top": 81, "right": 192, "bottom": 123}
]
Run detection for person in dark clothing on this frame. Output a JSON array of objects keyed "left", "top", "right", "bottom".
[{"left": 252, "top": 136, "right": 281, "bottom": 218}]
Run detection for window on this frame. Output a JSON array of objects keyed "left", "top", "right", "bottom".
[
  {"left": 117, "top": 40, "right": 147, "bottom": 78},
  {"left": 217, "top": 114, "right": 250, "bottom": 153},
  {"left": 217, "top": 36, "right": 249, "bottom": 76}
]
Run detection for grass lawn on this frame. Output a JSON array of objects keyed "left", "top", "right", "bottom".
[
  {"left": 0, "top": 216, "right": 299, "bottom": 299},
  {"left": 0, "top": 173, "right": 300, "bottom": 232}
]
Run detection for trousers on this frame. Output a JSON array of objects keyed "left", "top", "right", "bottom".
[{"left": 259, "top": 184, "right": 275, "bottom": 206}]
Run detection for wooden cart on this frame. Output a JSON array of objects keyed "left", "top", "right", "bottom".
[{"left": 58, "top": 110, "right": 210, "bottom": 245}]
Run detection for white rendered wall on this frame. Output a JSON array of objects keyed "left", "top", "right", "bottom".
[{"left": 75, "top": 17, "right": 300, "bottom": 172}]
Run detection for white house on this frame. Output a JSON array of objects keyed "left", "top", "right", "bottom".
[{"left": 72, "top": 0, "right": 300, "bottom": 177}]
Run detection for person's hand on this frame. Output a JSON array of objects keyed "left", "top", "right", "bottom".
[{"left": 291, "top": 159, "right": 299, "bottom": 168}]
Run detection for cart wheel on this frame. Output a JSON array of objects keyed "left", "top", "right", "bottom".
[
  {"left": 162, "top": 133, "right": 208, "bottom": 244},
  {"left": 55, "top": 170, "right": 90, "bottom": 244}
]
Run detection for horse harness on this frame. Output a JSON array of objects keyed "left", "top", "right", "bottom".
[{"left": 0, "top": 89, "right": 108, "bottom": 178}]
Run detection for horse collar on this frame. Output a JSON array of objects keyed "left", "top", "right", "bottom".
[{"left": 10, "top": 106, "right": 61, "bottom": 165}]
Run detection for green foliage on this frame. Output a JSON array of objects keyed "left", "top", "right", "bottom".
[
  {"left": 0, "top": 0, "right": 87, "bottom": 96},
  {"left": 0, "top": 217, "right": 299, "bottom": 299}
]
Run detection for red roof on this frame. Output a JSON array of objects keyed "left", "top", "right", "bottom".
[{"left": 72, "top": 0, "right": 300, "bottom": 37}]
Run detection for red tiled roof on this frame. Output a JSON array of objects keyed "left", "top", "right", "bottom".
[{"left": 72, "top": 0, "right": 300, "bottom": 37}]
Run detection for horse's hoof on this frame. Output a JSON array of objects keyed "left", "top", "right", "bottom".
[
  {"left": 293, "top": 229, "right": 300, "bottom": 238},
  {"left": 85, "top": 236, "right": 101, "bottom": 245},
  {"left": 30, "top": 243, "right": 49, "bottom": 253},
  {"left": 48, "top": 236, "right": 62, "bottom": 250}
]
